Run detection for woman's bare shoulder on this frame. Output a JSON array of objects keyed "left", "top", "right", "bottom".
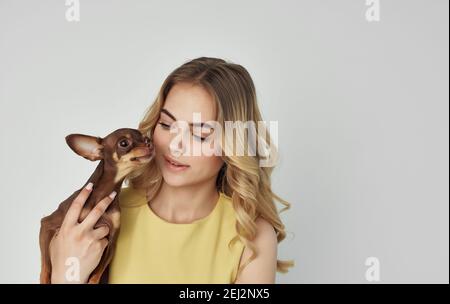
[{"left": 234, "top": 217, "right": 277, "bottom": 284}]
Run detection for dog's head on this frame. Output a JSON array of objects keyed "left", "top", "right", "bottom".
[{"left": 65, "top": 128, "right": 154, "bottom": 182}]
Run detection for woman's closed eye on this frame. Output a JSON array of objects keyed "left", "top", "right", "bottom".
[
  {"left": 158, "top": 121, "right": 171, "bottom": 129},
  {"left": 158, "top": 121, "right": 207, "bottom": 142}
]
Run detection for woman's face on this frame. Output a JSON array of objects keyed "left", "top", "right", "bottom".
[{"left": 152, "top": 82, "right": 224, "bottom": 188}]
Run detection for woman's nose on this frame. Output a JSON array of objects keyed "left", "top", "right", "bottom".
[
  {"left": 169, "top": 133, "right": 187, "bottom": 157},
  {"left": 169, "top": 141, "right": 183, "bottom": 157}
]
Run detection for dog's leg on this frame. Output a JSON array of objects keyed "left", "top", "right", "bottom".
[
  {"left": 99, "top": 266, "right": 110, "bottom": 284},
  {"left": 39, "top": 253, "right": 52, "bottom": 284},
  {"left": 39, "top": 224, "right": 55, "bottom": 284}
]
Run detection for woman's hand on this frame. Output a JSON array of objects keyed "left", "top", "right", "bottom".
[{"left": 49, "top": 183, "right": 117, "bottom": 284}]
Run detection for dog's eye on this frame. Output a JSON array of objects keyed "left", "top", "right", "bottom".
[{"left": 118, "top": 139, "right": 129, "bottom": 148}]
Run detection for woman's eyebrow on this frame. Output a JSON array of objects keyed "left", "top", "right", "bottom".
[
  {"left": 161, "top": 108, "right": 177, "bottom": 121},
  {"left": 160, "top": 108, "right": 214, "bottom": 129}
]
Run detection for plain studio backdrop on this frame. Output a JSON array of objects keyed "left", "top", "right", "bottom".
[{"left": 0, "top": 0, "right": 448, "bottom": 283}]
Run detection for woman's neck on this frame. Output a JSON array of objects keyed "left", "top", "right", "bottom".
[{"left": 150, "top": 178, "right": 220, "bottom": 224}]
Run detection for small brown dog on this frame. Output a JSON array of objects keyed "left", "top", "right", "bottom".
[{"left": 39, "top": 128, "right": 154, "bottom": 284}]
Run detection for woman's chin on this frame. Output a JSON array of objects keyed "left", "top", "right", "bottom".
[{"left": 162, "top": 173, "right": 192, "bottom": 187}]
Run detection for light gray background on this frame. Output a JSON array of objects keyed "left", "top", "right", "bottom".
[{"left": 0, "top": 0, "right": 448, "bottom": 283}]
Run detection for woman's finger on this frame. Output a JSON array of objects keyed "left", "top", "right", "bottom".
[
  {"left": 91, "top": 225, "right": 110, "bottom": 240},
  {"left": 80, "top": 191, "right": 116, "bottom": 231},
  {"left": 99, "top": 238, "right": 109, "bottom": 250},
  {"left": 63, "top": 182, "right": 94, "bottom": 227}
]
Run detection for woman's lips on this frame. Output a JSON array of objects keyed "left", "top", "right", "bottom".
[{"left": 164, "top": 155, "right": 190, "bottom": 171}]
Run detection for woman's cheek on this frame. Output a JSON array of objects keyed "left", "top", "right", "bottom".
[
  {"left": 153, "top": 128, "right": 171, "bottom": 153},
  {"left": 152, "top": 129, "right": 170, "bottom": 169}
]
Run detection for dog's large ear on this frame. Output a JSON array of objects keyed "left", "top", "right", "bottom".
[{"left": 65, "top": 134, "right": 104, "bottom": 161}]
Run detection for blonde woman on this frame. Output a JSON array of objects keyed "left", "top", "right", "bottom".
[{"left": 49, "top": 57, "right": 293, "bottom": 284}]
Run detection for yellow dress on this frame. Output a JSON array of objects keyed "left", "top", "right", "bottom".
[{"left": 108, "top": 186, "right": 245, "bottom": 284}]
